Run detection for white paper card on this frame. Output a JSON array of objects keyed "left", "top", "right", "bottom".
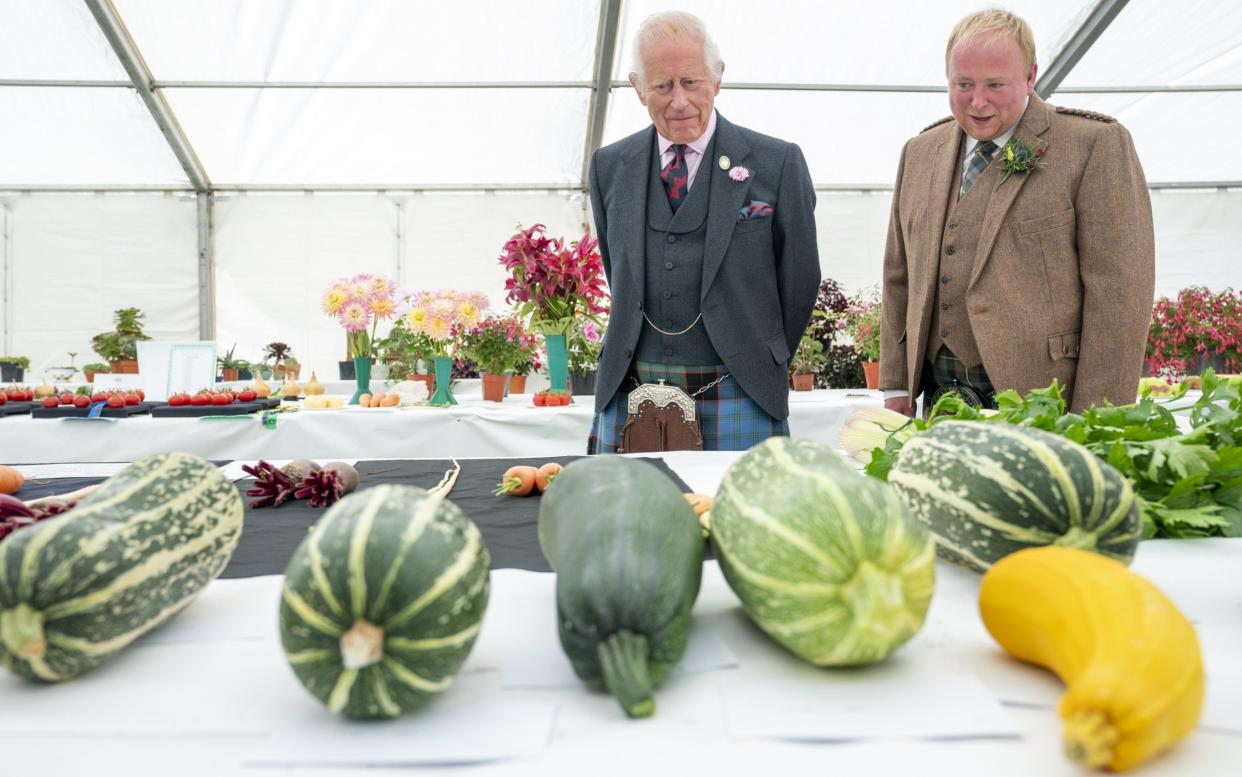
[
  {"left": 0, "top": 641, "right": 280, "bottom": 734},
  {"left": 723, "top": 659, "right": 1019, "bottom": 742},
  {"left": 88, "top": 372, "right": 143, "bottom": 390},
  {"left": 502, "top": 623, "right": 738, "bottom": 689},
  {"left": 136, "top": 575, "right": 283, "bottom": 645},
  {"left": 13, "top": 462, "right": 133, "bottom": 478},
  {"left": 245, "top": 699, "right": 555, "bottom": 767}
]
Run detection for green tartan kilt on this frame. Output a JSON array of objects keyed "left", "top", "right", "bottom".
[{"left": 587, "top": 362, "right": 789, "bottom": 454}]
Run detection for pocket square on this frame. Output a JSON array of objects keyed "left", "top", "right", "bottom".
[{"left": 738, "top": 200, "right": 774, "bottom": 221}]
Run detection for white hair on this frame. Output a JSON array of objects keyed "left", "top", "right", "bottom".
[{"left": 630, "top": 11, "right": 724, "bottom": 85}]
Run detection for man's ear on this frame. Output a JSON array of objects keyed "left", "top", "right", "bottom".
[
  {"left": 1026, "top": 63, "right": 1037, "bottom": 95},
  {"left": 629, "top": 73, "right": 647, "bottom": 106},
  {"left": 714, "top": 63, "right": 725, "bottom": 95}
]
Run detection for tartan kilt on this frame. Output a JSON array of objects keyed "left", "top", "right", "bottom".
[
  {"left": 922, "top": 346, "right": 998, "bottom": 409},
  {"left": 587, "top": 362, "right": 789, "bottom": 454}
]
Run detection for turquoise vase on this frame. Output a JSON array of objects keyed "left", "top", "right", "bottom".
[
  {"left": 544, "top": 334, "right": 570, "bottom": 395},
  {"left": 348, "top": 356, "right": 371, "bottom": 405},
  {"left": 430, "top": 356, "right": 457, "bottom": 406}
]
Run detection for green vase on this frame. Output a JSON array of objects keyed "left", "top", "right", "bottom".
[
  {"left": 430, "top": 356, "right": 457, "bottom": 406},
  {"left": 349, "top": 356, "right": 371, "bottom": 405},
  {"left": 544, "top": 334, "right": 569, "bottom": 394}
]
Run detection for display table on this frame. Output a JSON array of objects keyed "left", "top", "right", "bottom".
[
  {"left": 2, "top": 453, "right": 1240, "bottom": 776},
  {"left": 0, "top": 389, "right": 881, "bottom": 465}
]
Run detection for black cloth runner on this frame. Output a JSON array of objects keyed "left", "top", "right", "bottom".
[{"left": 220, "top": 456, "right": 693, "bottom": 578}]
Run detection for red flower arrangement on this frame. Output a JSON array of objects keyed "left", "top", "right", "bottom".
[
  {"left": 1146, "top": 286, "right": 1242, "bottom": 377},
  {"left": 500, "top": 224, "right": 609, "bottom": 335}
]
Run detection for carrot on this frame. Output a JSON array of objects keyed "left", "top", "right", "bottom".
[
  {"left": 683, "top": 493, "right": 714, "bottom": 517},
  {"left": 494, "top": 465, "right": 538, "bottom": 496},
  {"left": 535, "top": 462, "right": 564, "bottom": 493}
]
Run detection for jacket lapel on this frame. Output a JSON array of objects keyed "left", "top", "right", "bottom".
[
  {"left": 968, "top": 96, "right": 1052, "bottom": 290},
  {"left": 924, "top": 130, "right": 958, "bottom": 292},
  {"left": 701, "top": 113, "right": 752, "bottom": 302},
  {"left": 612, "top": 127, "right": 656, "bottom": 293}
]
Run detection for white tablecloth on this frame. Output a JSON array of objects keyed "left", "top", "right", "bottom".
[
  {"left": 1, "top": 451, "right": 1238, "bottom": 776},
  {"left": 0, "top": 389, "right": 881, "bottom": 465}
]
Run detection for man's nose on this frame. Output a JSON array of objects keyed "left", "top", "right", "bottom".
[{"left": 969, "top": 87, "right": 989, "bottom": 109}]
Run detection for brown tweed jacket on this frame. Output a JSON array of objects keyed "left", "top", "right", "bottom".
[{"left": 879, "top": 94, "right": 1155, "bottom": 412}]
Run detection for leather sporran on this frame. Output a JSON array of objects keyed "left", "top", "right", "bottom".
[{"left": 619, "top": 381, "right": 703, "bottom": 453}]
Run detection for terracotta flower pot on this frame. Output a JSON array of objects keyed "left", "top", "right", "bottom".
[
  {"left": 791, "top": 373, "right": 814, "bottom": 391},
  {"left": 221, "top": 368, "right": 239, "bottom": 382},
  {"left": 508, "top": 375, "right": 527, "bottom": 394},
  {"left": 481, "top": 373, "right": 508, "bottom": 402},
  {"left": 110, "top": 359, "right": 139, "bottom": 375},
  {"left": 863, "top": 361, "right": 880, "bottom": 390},
  {"left": 411, "top": 374, "right": 435, "bottom": 394}
]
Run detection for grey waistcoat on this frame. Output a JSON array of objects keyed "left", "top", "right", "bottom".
[{"left": 636, "top": 137, "right": 722, "bottom": 365}]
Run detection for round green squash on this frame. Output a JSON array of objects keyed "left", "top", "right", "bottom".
[
  {"left": 0, "top": 452, "right": 244, "bottom": 682},
  {"left": 711, "top": 437, "right": 935, "bottom": 666},
  {"left": 279, "top": 485, "right": 490, "bottom": 719},
  {"left": 538, "top": 456, "right": 703, "bottom": 718},
  {"left": 888, "top": 421, "right": 1141, "bottom": 572}
]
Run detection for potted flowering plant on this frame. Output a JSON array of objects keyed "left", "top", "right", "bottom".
[
  {"left": 0, "top": 356, "right": 30, "bottom": 383},
  {"left": 842, "top": 288, "right": 882, "bottom": 389},
  {"left": 459, "top": 315, "right": 528, "bottom": 401},
  {"left": 400, "top": 289, "right": 488, "bottom": 405},
  {"left": 90, "top": 307, "right": 150, "bottom": 374},
  {"left": 1146, "top": 286, "right": 1242, "bottom": 378},
  {"left": 500, "top": 224, "right": 609, "bottom": 398},
  {"left": 790, "top": 311, "right": 831, "bottom": 391},
  {"left": 321, "top": 274, "right": 399, "bottom": 402},
  {"left": 509, "top": 329, "right": 542, "bottom": 394},
  {"left": 567, "top": 319, "right": 605, "bottom": 395}
]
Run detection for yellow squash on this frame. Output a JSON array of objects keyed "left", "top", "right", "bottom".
[{"left": 978, "top": 546, "right": 1203, "bottom": 772}]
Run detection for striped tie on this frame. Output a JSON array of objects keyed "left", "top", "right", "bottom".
[
  {"left": 959, "top": 140, "right": 998, "bottom": 199},
  {"left": 660, "top": 144, "right": 689, "bottom": 212}
]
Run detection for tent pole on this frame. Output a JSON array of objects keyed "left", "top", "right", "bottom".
[
  {"left": 582, "top": 0, "right": 624, "bottom": 195},
  {"left": 197, "top": 193, "right": 215, "bottom": 340},
  {"left": 1037, "top": 0, "right": 1131, "bottom": 98},
  {"left": 1, "top": 203, "right": 10, "bottom": 356}
]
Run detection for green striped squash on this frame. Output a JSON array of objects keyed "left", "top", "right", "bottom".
[
  {"left": 0, "top": 452, "right": 244, "bottom": 682},
  {"left": 711, "top": 438, "right": 935, "bottom": 666},
  {"left": 279, "top": 485, "right": 489, "bottom": 719},
  {"left": 888, "top": 422, "right": 1141, "bottom": 572}
]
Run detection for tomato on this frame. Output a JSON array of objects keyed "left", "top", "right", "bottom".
[
  {"left": 124, "top": 392, "right": 141, "bottom": 406},
  {"left": 237, "top": 389, "right": 257, "bottom": 403},
  {"left": 58, "top": 392, "right": 74, "bottom": 405},
  {"left": 73, "top": 394, "right": 91, "bottom": 408},
  {"left": 190, "top": 393, "right": 211, "bottom": 406},
  {"left": 135, "top": 389, "right": 145, "bottom": 402},
  {"left": 41, "top": 396, "right": 59, "bottom": 408},
  {"left": 0, "top": 393, "right": 6, "bottom": 406},
  {"left": 168, "top": 393, "right": 189, "bottom": 407},
  {"left": 532, "top": 392, "right": 547, "bottom": 407},
  {"left": 106, "top": 395, "right": 125, "bottom": 409},
  {"left": 211, "top": 393, "right": 232, "bottom": 406},
  {"left": 91, "top": 391, "right": 109, "bottom": 403}
]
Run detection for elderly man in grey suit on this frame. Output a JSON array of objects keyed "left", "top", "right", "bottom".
[{"left": 587, "top": 10, "right": 820, "bottom": 453}]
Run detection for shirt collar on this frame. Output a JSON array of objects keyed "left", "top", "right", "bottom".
[
  {"left": 964, "top": 97, "right": 1028, "bottom": 158},
  {"left": 657, "top": 109, "right": 717, "bottom": 157}
]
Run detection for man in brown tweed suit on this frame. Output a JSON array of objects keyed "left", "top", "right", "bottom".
[{"left": 880, "top": 8, "right": 1155, "bottom": 415}]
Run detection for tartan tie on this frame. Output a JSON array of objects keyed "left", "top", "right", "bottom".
[
  {"left": 660, "top": 143, "right": 689, "bottom": 212},
  {"left": 959, "top": 139, "right": 998, "bottom": 199}
]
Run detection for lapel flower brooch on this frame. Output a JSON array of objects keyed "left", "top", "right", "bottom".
[
  {"left": 995, "top": 138, "right": 1047, "bottom": 191},
  {"left": 728, "top": 165, "right": 750, "bottom": 182}
]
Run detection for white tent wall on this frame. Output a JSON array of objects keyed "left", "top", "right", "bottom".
[
  {"left": 0, "top": 193, "right": 198, "bottom": 378},
  {"left": 212, "top": 192, "right": 585, "bottom": 381}
]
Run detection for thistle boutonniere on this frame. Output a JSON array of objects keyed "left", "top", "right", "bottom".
[{"left": 995, "top": 138, "right": 1047, "bottom": 191}]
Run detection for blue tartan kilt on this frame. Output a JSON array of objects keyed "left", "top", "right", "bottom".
[{"left": 587, "top": 363, "right": 789, "bottom": 454}]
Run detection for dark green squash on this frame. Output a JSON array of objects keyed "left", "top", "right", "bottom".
[{"left": 537, "top": 457, "right": 703, "bottom": 718}]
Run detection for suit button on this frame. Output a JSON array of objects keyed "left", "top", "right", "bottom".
[
  {"left": 941, "top": 303, "right": 950, "bottom": 311},
  {"left": 663, "top": 291, "right": 671, "bottom": 299},
  {"left": 941, "top": 275, "right": 950, "bottom": 284},
  {"left": 624, "top": 349, "right": 632, "bottom": 358},
  {"left": 665, "top": 262, "right": 674, "bottom": 270},
  {"left": 666, "top": 235, "right": 676, "bottom": 243},
  {"left": 947, "top": 221, "right": 958, "bottom": 229},
  {"left": 665, "top": 320, "right": 673, "bottom": 328},
  {"left": 663, "top": 348, "right": 673, "bottom": 356},
  {"left": 945, "top": 245, "right": 956, "bottom": 256},
  {"left": 940, "top": 329, "right": 949, "bottom": 338},
  {"left": 1062, "top": 345, "right": 1070, "bottom": 355},
  {"left": 636, "top": 301, "right": 643, "bottom": 310}
]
